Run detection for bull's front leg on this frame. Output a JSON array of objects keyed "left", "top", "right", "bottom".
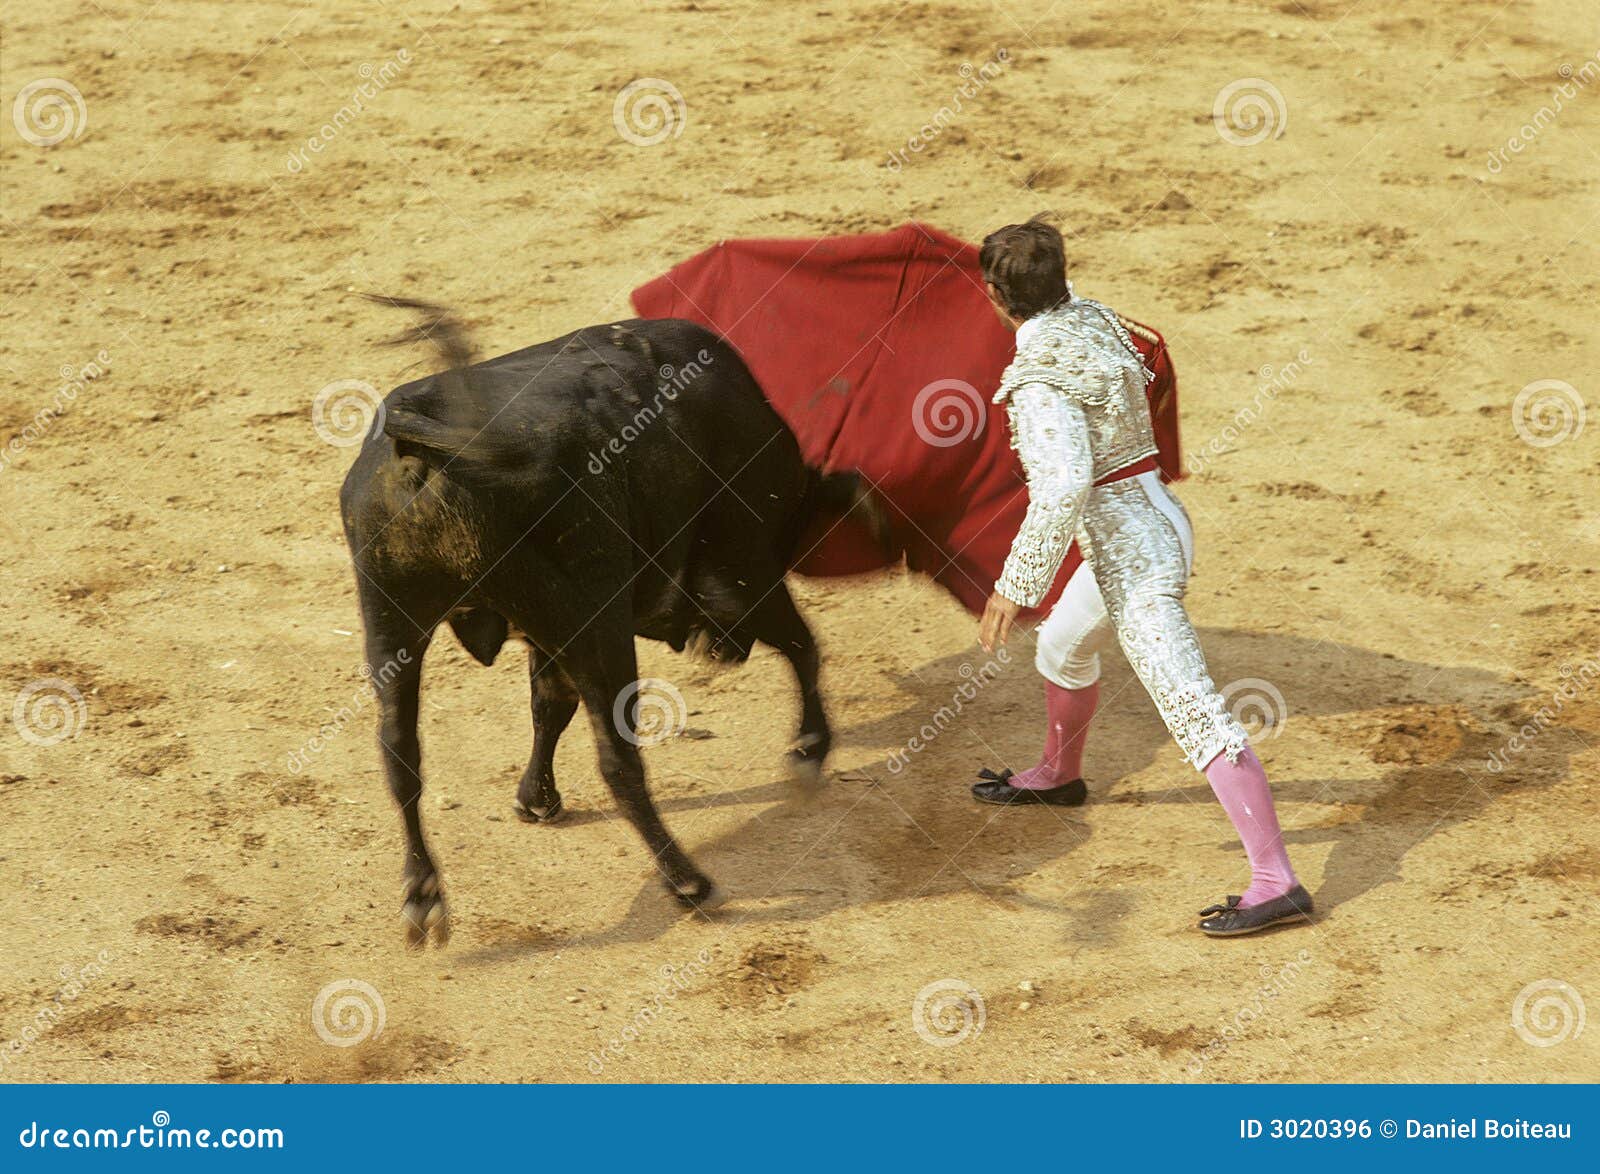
[
  {"left": 586, "top": 706, "right": 718, "bottom": 907},
  {"left": 513, "top": 647, "right": 577, "bottom": 823},
  {"left": 563, "top": 630, "right": 719, "bottom": 909},
  {"left": 748, "top": 582, "right": 830, "bottom": 783}
]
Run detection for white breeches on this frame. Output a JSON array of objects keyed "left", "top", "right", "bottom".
[
  {"left": 1034, "top": 471, "right": 1195, "bottom": 690},
  {"left": 1033, "top": 471, "right": 1248, "bottom": 768}
]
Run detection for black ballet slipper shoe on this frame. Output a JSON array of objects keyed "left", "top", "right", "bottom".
[
  {"left": 1197, "top": 885, "right": 1314, "bottom": 937},
  {"left": 970, "top": 767, "right": 1088, "bottom": 807}
]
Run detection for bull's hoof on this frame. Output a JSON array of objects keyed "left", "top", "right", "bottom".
[
  {"left": 785, "top": 732, "right": 830, "bottom": 786},
  {"left": 513, "top": 795, "right": 565, "bottom": 824},
  {"left": 402, "top": 876, "right": 450, "bottom": 950},
  {"left": 664, "top": 873, "right": 722, "bottom": 912},
  {"left": 785, "top": 751, "right": 825, "bottom": 786}
]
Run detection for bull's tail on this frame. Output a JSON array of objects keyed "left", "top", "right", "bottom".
[
  {"left": 366, "top": 294, "right": 475, "bottom": 376},
  {"left": 366, "top": 294, "right": 523, "bottom": 473},
  {"left": 797, "top": 468, "right": 895, "bottom": 561}
]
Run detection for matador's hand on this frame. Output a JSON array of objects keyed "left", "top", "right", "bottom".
[{"left": 979, "top": 590, "right": 1021, "bottom": 652}]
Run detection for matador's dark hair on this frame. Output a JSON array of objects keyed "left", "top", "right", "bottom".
[{"left": 979, "top": 212, "right": 1070, "bottom": 320}]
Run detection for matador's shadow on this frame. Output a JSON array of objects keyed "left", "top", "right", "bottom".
[{"left": 476, "top": 626, "right": 1572, "bottom": 955}]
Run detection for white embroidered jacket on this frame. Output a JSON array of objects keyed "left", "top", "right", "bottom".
[{"left": 992, "top": 297, "right": 1158, "bottom": 608}]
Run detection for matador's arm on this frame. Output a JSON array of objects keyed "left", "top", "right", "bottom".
[{"left": 993, "top": 381, "right": 1094, "bottom": 609}]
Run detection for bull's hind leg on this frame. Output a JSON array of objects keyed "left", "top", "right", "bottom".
[
  {"left": 514, "top": 647, "right": 577, "bottom": 823},
  {"left": 356, "top": 585, "right": 448, "bottom": 949},
  {"left": 746, "top": 582, "right": 830, "bottom": 783}
]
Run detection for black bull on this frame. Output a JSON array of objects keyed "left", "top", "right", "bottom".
[{"left": 339, "top": 301, "right": 886, "bottom": 947}]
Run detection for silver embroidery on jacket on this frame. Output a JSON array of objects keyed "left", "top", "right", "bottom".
[
  {"left": 993, "top": 298, "right": 1248, "bottom": 768},
  {"left": 994, "top": 383, "right": 1095, "bottom": 609},
  {"left": 993, "top": 298, "right": 1159, "bottom": 485}
]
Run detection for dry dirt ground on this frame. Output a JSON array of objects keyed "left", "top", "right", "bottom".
[{"left": 2, "top": 0, "right": 1598, "bottom": 1083}]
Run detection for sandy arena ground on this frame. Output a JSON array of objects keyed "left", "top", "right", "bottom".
[{"left": 2, "top": 0, "right": 1597, "bottom": 1083}]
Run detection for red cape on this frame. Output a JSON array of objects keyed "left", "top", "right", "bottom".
[{"left": 632, "top": 222, "right": 1181, "bottom": 618}]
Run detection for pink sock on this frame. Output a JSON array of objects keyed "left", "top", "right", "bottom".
[
  {"left": 1009, "top": 681, "right": 1099, "bottom": 789},
  {"left": 1202, "top": 744, "right": 1297, "bottom": 906}
]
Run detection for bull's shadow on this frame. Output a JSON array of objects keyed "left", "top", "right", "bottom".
[{"left": 462, "top": 625, "right": 1565, "bottom": 958}]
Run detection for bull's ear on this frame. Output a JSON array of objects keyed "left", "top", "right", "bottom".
[{"left": 447, "top": 608, "right": 509, "bottom": 666}]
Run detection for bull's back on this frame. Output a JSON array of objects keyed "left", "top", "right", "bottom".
[
  {"left": 342, "top": 316, "right": 808, "bottom": 583},
  {"left": 610, "top": 319, "right": 804, "bottom": 498},
  {"left": 493, "top": 318, "right": 808, "bottom": 536}
]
